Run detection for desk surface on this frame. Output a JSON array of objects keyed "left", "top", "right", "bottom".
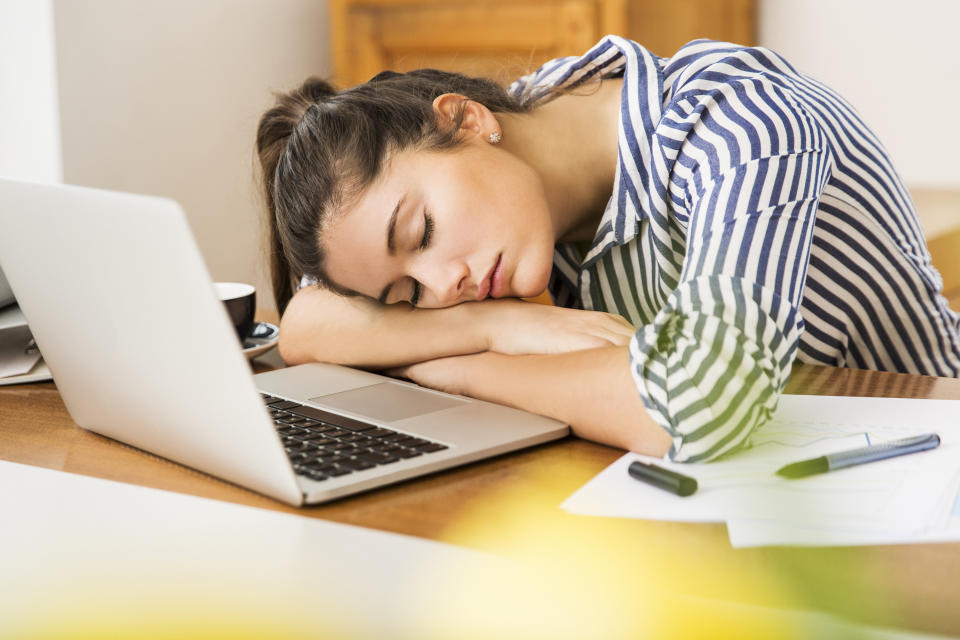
[{"left": 3, "top": 332, "right": 960, "bottom": 636}]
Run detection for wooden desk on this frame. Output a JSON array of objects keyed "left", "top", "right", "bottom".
[{"left": 3, "top": 327, "right": 960, "bottom": 636}]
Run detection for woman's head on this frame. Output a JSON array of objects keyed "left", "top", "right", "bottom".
[{"left": 256, "top": 69, "right": 557, "bottom": 313}]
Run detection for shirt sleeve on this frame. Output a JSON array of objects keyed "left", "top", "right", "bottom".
[{"left": 629, "top": 62, "right": 835, "bottom": 462}]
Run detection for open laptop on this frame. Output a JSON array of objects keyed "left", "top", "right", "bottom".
[{"left": 0, "top": 178, "right": 568, "bottom": 506}]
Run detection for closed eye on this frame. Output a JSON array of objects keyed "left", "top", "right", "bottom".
[
  {"left": 419, "top": 213, "right": 433, "bottom": 251},
  {"left": 409, "top": 212, "right": 434, "bottom": 306}
]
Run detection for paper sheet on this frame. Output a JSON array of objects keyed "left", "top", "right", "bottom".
[{"left": 562, "top": 395, "right": 960, "bottom": 547}]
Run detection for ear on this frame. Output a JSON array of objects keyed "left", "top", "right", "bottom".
[{"left": 432, "top": 93, "right": 501, "bottom": 141}]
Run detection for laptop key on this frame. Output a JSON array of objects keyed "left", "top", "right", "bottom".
[
  {"left": 393, "top": 448, "right": 423, "bottom": 459},
  {"left": 356, "top": 451, "right": 400, "bottom": 465},
  {"left": 286, "top": 443, "right": 308, "bottom": 452},
  {"left": 304, "top": 424, "right": 338, "bottom": 434},
  {"left": 319, "top": 465, "right": 352, "bottom": 477},
  {"left": 295, "top": 432, "right": 331, "bottom": 441},
  {"left": 362, "top": 428, "right": 395, "bottom": 439},
  {"left": 396, "top": 436, "right": 428, "bottom": 447},
  {"left": 416, "top": 443, "right": 449, "bottom": 453},
  {"left": 371, "top": 442, "right": 403, "bottom": 453},
  {"left": 337, "top": 458, "right": 376, "bottom": 471},
  {"left": 321, "top": 429, "right": 352, "bottom": 439},
  {"left": 315, "top": 454, "right": 349, "bottom": 465},
  {"left": 288, "top": 406, "right": 375, "bottom": 432},
  {"left": 270, "top": 401, "right": 302, "bottom": 410}
]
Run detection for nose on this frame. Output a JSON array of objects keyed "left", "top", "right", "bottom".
[{"left": 415, "top": 258, "right": 469, "bottom": 307}]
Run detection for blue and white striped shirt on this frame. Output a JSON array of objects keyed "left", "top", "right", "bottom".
[{"left": 509, "top": 36, "right": 960, "bottom": 462}]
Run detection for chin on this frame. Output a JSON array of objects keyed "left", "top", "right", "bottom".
[{"left": 514, "top": 252, "right": 554, "bottom": 298}]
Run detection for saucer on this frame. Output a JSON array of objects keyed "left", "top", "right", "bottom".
[{"left": 241, "top": 322, "right": 280, "bottom": 360}]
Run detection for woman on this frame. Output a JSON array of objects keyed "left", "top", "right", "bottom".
[{"left": 256, "top": 36, "right": 960, "bottom": 463}]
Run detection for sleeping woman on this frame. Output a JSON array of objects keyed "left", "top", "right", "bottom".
[{"left": 255, "top": 36, "right": 960, "bottom": 463}]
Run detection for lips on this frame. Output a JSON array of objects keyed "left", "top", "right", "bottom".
[
  {"left": 476, "top": 254, "right": 502, "bottom": 301},
  {"left": 489, "top": 254, "right": 504, "bottom": 298}
]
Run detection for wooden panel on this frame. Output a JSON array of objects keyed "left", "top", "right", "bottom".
[
  {"left": 627, "top": 0, "right": 756, "bottom": 56},
  {"left": 345, "top": 9, "right": 387, "bottom": 86},
  {"left": 332, "top": 0, "right": 755, "bottom": 86},
  {"left": 350, "top": 0, "right": 602, "bottom": 86}
]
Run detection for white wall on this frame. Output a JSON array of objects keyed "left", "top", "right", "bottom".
[
  {"left": 0, "top": 0, "right": 62, "bottom": 183},
  {"left": 53, "top": 0, "right": 331, "bottom": 309},
  {"left": 758, "top": 0, "right": 960, "bottom": 189}
]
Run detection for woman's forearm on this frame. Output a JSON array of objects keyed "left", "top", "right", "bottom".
[
  {"left": 278, "top": 286, "right": 489, "bottom": 369},
  {"left": 403, "top": 346, "right": 673, "bottom": 457}
]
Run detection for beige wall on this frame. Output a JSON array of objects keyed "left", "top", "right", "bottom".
[
  {"left": 758, "top": 0, "right": 960, "bottom": 239},
  {"left": 758, "top": 0, "right": 960, "bottom": 190},
  {"left": 54, "top": 0, "right": 330, "bottom": 310}
]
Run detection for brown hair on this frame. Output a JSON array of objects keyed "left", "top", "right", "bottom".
[{"left": 255, "top": 69, "right": 535, "bottom": 314}]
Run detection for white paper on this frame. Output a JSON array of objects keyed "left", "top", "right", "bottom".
[
  {"left": 562, "top": 395, "right": 960, "bottom": 547},
  {"left": 726, "top": 484, "right": 960, "bottom": 548}
]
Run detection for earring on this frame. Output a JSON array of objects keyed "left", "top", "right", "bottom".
[{"left": 488, "top": 131, "right": 502, "bottom": 144}]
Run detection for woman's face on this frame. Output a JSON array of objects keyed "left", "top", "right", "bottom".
[{"left": 321, "top": 138, "right": 556, "bottom": 309}]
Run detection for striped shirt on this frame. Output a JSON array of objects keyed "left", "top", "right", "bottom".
[{"left": 508, "top": 36, "right": 960, "bottom": 462}]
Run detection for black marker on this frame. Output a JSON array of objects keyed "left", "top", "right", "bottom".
[{"left": 628, "top": 460, "right": 698, "bottom": 497}]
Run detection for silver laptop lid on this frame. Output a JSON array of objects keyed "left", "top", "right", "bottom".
[{"left": 0, "top": 178, "right": 302, "bottom": 505}]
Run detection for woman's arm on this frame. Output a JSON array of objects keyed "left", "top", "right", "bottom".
[
  {"left": 389, "top": 347, "right": 673, "bottom": 457},
  {"left": 279, "top": 286, "right": 486, "bottom": 368},
  {"left": 278, "top": 285, "right": 637, "bottom": 370}
]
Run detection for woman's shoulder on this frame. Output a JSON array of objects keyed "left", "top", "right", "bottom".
[{"left": 662, "top": 39, "right": 805, "bottom": 94}]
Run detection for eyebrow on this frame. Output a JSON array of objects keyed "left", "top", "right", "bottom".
[
  {"left": 386, "top": 196, "right": 405, "bottom": 257},
  {"left": 379, "top": 195, "right": 405, "bottom": 304}
]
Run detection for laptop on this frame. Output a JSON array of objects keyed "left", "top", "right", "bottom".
[{"left": 0, "top": 178, "right": 568, "bottom": 506}]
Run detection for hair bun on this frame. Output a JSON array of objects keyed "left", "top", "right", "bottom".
[{"left": 301, "top": 76, "right": 338, "bottom": 102}]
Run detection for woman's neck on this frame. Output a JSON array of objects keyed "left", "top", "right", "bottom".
[{"left": 499, "top": 77, "right": 623, "bottom": 244}]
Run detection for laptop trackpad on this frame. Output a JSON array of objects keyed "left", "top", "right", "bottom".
[{"left": 308, "top": 382, "right": 468, "bottom": 423}]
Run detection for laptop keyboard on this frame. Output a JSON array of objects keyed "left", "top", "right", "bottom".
[{"left": 261, "top": 393, "right": 449, "bottom": 483}]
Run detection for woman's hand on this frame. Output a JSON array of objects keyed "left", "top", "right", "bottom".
[{"left": 476, "top": 298, "right": 637, "bottom": 356}]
